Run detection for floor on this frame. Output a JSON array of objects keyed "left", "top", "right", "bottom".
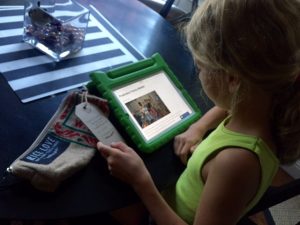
[
  {"left": 249, "top": 168, "right": 300, "bottom": 225},
  {"left": 270, "top": 195, "right": 300, "bottom": 225}
]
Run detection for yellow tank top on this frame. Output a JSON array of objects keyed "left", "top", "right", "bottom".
[{"left": 167, "top": 118, "right": 279, "bottom": 224}]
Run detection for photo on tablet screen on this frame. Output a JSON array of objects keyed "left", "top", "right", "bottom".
[
  {"left": 113, "top": 71, "right": 194, "bottom": 142},
  {"left": 125, "top": 91, "right": 170, "bottom": 129}
]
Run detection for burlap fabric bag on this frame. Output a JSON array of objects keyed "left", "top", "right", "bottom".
[{"left": 8, "top": 91, "right": 109, "bottom": 192}]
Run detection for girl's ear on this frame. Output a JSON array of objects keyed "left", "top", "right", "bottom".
[{"left": 226, "top": 74, "right": 241, "bottom": 93}]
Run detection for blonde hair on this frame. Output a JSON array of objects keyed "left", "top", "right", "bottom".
[{"left": 186, "top": 0, "right": 300, "bottom": 164}]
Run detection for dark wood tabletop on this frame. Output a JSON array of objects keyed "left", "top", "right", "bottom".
[{"left": 0, "top": 0, "right": 211, "bottom": 220}]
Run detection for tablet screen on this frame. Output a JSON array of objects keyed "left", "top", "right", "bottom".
[{"left": 113, "top": 71, "right": 194, "bottom": 142}]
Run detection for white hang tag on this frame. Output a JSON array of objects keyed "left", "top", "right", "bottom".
[{"left": 75, "top": 102, "right": 124, "bottom": 145}]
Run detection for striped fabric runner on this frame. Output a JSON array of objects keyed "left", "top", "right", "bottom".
[{"left": 0, "top": 4, "right": 144, "bottom": 103}]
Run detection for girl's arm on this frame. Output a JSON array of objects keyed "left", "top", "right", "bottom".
[
  {"left": 97, "top": 142, "right": 260, "bottom": 225},
  {"left": 132, "top": 170, "right": 188, "bottom": 225},
  {"left": 174, "top": 106, "right": 228, "bottom": 164},
  {"left": 194, "top": 148, "right": 261, "bottom": 225},
  {"left": 97, "top": 142, "right": 188, "bottom": 225}
]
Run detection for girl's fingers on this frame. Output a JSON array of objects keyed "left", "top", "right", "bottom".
[
  {"left": 174, "top": 137, "right": 183, "bottom": 155},
  {"left": 97, "top": 142, "right": 118, "bottom": 173},
  {"left": 110, "top": 141, "right": 131, "bottom": 153},
  {"left": 97, "top": 142, "right": 115, "bottom": 158},
  {"left": 179, "top": 144, "right": 190, "bottom": 164},
  {"left": 107, "top": 164, "right": 112, "bottom": 172},
  {"left": 190, "top": 144, "right": 198, "bottom": 152}
]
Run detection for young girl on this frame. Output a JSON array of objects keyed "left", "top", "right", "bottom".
[{"left": 97, "top": 0, "right": 300, "bottom": 224}]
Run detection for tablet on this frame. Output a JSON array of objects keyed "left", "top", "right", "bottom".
[{"left": 89, "top": 53, "right": 201, "bottom": 153}]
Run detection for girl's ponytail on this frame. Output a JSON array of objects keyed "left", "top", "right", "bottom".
[{"left": 272, "top": 78, "right": 300, "bottom": 164}]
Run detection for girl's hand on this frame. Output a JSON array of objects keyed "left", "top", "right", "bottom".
[
  {"left": 173, "top": 125, "right": 204, "bottom": 165},
  {"left": 174, "top": 106, "right": 229, "bottom": 165},
  {"left": 97, "top": 141, "right": 151, "bottom": 188}
]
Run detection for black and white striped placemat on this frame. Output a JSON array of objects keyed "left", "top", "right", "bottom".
[{"left": 0, "top": 4, "right": 144, "bottom": 103}]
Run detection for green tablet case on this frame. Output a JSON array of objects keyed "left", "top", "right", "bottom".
[{"left": 88, "top": 53, "right": 201, "bottom": 153}]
